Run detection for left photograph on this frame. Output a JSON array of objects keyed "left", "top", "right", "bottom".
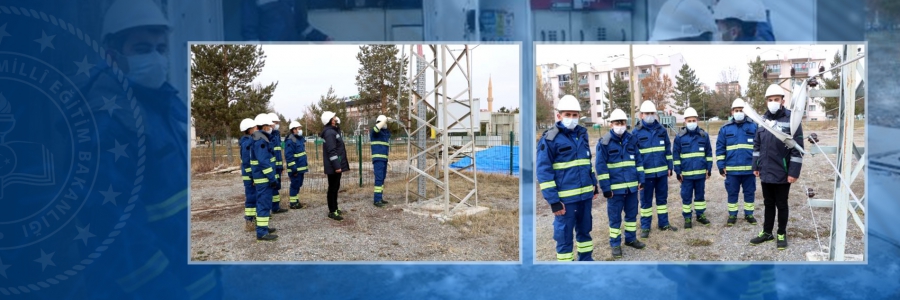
[{"left": 188, "top": 44, "right": 521, "bottom": 262}]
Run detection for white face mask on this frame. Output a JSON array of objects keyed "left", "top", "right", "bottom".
[
  {"left": 561, "top": 118, "right": 578, "bottom": 130},
  {"left": 264, "top": 127, "right": 273, "bottom": 134},
  {"left": 686, "top": 122, "right": 698, "bottom": 130},
  {"left": 643, "top": 115, "right": 656, "bottom": 123},
  {"left": 767, "top": 102, "right": 781, "bottom": 114},
  {"left": 612, "top": 125, "right": 626, "bottom": 135},
  {"left": 274, "top": 124, "right": 280, "bottom": 130},
  {"left": 126, "top": 51, "right": 168, "bottom": 89},
  {"left": 733, "top": 112, "right": 745, "bottom": 121}
]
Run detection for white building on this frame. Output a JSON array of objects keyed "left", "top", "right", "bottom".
[{"left": 757, "top": 48, "right": 829, "bottom": 120}]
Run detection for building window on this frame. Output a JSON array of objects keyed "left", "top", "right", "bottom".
[
  {"left": 641, "top": 68, "right": 649, "bottom": 74},
  {"left": 619, "top": 71, "right": 629, "bottom": 78},
  {"left": 767, "top": 64, "right": 781, "bottom": 74},
  {"left": 808, "top": 105, "right": 817, "bottom": 111},
  {"left": 595, "top": 74, "right": 599, "bottom": 80},
  {"left": 596, "top": 99, "right": 602, "bottom": 105},
  {"left": 597, "top": 112, "right": 603, "bottom": 117},
  {"left": 597, "top": 27, "right": 607, "bottom": 41},
  {"left": 595, "top": 87, "right": 600, "bottom": 93}
]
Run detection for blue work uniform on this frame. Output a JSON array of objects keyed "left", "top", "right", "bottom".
[
  {"left": 241, "top": 0, "right": 329, "bottom": 41},
  {"left": 240, "top": 134, "right": 257, "bottom": 221},
  {"left": 633, "top": 119, "right": 673, "bottom": 230},
  {"left": 717, "top": 118, "right": 759, "bottom": 217},
  {"left": 284, "top": 133, "right": 309, "bottom": 205},
  {"left": 596, "top": 129, "right": 645, "bottom": 248},
  {"left": 270, "top": 128, "right": 284, "bottom": 210},
  {"left": 673, "top": 127, "right": 713, "bottom": 220},
  {"left": 370, "top": 125, "right": 391, "bottom": 203},
  {"left": 537, "top": 122, "right": 598, "bottom": 261},
  {"left": 250, "top": 130, "right": 277, "bottom": 238}
]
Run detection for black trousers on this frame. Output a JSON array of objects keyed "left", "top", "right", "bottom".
[
  {"left": 327, "top": 172, "right": 342, "bottom": 213},
  {"left": 761, "top": 182, "right": 791, "bottom": 235}
]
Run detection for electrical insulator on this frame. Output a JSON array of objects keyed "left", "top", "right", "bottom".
[{"left": 806, "top": 188, "right": 816, "bottom": 198}]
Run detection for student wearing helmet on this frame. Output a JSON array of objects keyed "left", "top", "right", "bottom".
[
  {"left": 370, "top": 115, "right": 392, "bottom": 208},
  {"left": 750, "top": 84, "right": 804, "bottom": 250},
  {"left": 650, "top": 0, "right": 717, "bottom": 41},
  {"left": 716, "top": 99, "right": 759, "bottom": 227},
  {"left": 251, "top": 114, "right": 280, "bottom": 241},
  {"left": 713, "top": 0, "right": 773, "bottom": 41},
  {"left": 241, "top": 0, "right": 331, "bottom": 41},
  {"left": 673, "top": 107, "right": 713, "bottom": 230},
  {"left": 267, "top": 113, "right": 288, "bottom": 214},
  {"left": 596, "top": 108, "right": 647, "bottom": 259},
  {"left": 633, "top": 101, "right": 677, "bottom": 238},
  {"left": 536, "top": 95, "right": 599, "bottom": 261},
  {"left": 320, "top": 111, "right": 350, "bottom": 221},
  {"left": 240, "top": 118, "right": 259, "bottom": 232},
  {"left": 284, "top": 121, "right": 309, "bottom": 209}
]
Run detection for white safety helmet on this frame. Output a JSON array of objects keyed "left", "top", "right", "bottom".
[
  {"left": 731, "top": 98, "right": 746, "bottom": 109},
  {"left": 320, "top": 111, "right": 336, "bottom": 125},
  {"left": 640, "top": 100, "right": 657, "bottom": 113},
  {"left": 765, "top": 84, "right": 785, "bottom": 98},
  {"left": 608, "top": 109, "right": 628, "bottom": 122},
  {"left": 683, "top": 107, "right": 699, "bottom": 119},
  {"left": 376, "top": 115, "right": 387, "bottom": 123},
  {"left": 267, "top": 112, "right": 280, "bottom": 123},
  {"left": 557, "top": 95, "right": 581, "bottom": 112},
  {"left": 713, "top": 0, "right": 767, "bottom": 22},
  {"left": 289, "top": 121, "right": 301, "bottom": 130},
  {"left": 650, "top": 0, "right": 717, "bottom": 41},
  {"left": 102, "top": 0, "right": 170, "bottom": 41},
  {"left": 240, "top": 118, "right": 256, "bottom": 132},
  {"left": 255, "top": 113, "right": 274, "bottom": 126}
]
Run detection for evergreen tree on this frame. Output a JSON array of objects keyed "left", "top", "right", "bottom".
[
  {"left": 604, "top": 72, "right": 631, "bottom": 117},
  {"left": 673, "top": 64, "right": 703, "bottom": 112},
  {"left": 745, "top": 56, "right": 768, "bottom": 113}
]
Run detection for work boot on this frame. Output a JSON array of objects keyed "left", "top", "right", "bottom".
[
  {"left": 726, "top": 215, "right": 737, "bottom": 227},
  {"left": 697, "top": 214, "right": 711, "bottom": 226},
  {"left": 244, "top": 220, "right": 255, "bottom": 232},
  {"left": 328, "top": 211, "right": 343, "bottom": 221},
  {"left": 684, "top": 218, "right": 693, "bottom": 230},
  {"left": 745, "top": 215, "right": 758, "bottom": 225},
  {"left": 611, "top": 246, "right": 623, "bottom": 258},
  {"left": 290, "top": 203, "right": 301, "bottom": 209},
  {"left": 777, "top": 234, "right": 788, "bottom": 250},
  {"left": 256, "top": 234, "right": 278, "bottom": 241},
  {"left": 268, "top": 228, "right": 277, "bottom": 233},
  {"left": 640, "top": 229, "right": 650, "bottom": 239},
  {"left": 336, "top": 209, "right": 343, "bottom": 215},
  {"left": 625, "top": 240, "right": 646, "bottom": 249},
  {"left": 750, "top": 231, "right": 775, "bottom": 245},
  {"left": 659, "top": 225, "right": 678, "bottom": 232},
  {"left": 273, "top": 208, "right": 289, "bottom": 214},
  {"left": 374, "top": 201, "right": 386, "bottom": 208},
  {"left": 381, "top": 200, "right": 390, "bottom": 205}
]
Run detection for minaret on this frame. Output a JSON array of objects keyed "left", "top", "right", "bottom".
[{"left": 487, "top": 75, "right": 493, "bottom": 112}]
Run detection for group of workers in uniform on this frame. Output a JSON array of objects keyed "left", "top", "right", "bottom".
[
  {"left": 238, "top": 111, "right": 395, "bottom": 241},
  {"left": 650, "top": 0, "right": 776, "bottom": 42},
  {"left": 539, "top": 83, "right": 804, "bottom": 260}
]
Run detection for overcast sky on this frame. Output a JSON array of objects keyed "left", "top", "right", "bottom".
[
  {"left": 252, "top": 44, "right": 521, "bottom": 121},
  {"left": 536, "top": 44, "right": 849, "bottom": 92}
]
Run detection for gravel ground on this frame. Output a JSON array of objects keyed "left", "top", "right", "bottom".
[
  {"left": 190, "top": 172, "right": 519, "bottom": 262},
  {"left": 536, "top": 128, "right": 866, "bottom": 261}
]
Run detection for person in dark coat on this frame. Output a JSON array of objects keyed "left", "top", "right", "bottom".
[{"left": 319, "top": 111, "right": 349, "bottom": 221}]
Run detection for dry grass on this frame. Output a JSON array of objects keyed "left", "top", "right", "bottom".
[{"left": 686, "top": 238, "right": 713, "bottom": 247}]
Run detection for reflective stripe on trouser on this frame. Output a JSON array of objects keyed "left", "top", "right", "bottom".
[
  {"left": 272, "top": 171, "right": 283, "bottom": 210},
  {"left": 373, "top": 160, "right": 387, "bottom": 203},
  {"left": 680, "top": 178, "right": 706, "bottom": 219},
  {"left": 640, "top": 176, "right": 669, "bottom": 229},
  {"left": 289, "top": 172, "right": 304, "bottom": 203},
  {"left": 244, "top": 180, "right": 257, "bottom": 220},
  {"left": 553, "top": 199, "right": 594, "bottom": 261},
  {"left": 607, "top": 191, "right": 638, "bottom": 247},
  {"left": 726, "top": 174, "right": 756, "bottom": 216},
  {"left": 254, "top": 182, "right": 273, "bottom": 238}
]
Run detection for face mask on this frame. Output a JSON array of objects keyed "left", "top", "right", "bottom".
[
  {"left": 126, "top": 51, "right": 168, "bottom": 89},
  {"left": 561, "top": 118, "right": 578, "bottom": 130},
  {"left": 733, "top": 112, "right": 745, "bottom": 122},
  {"left": 612, "top": 125, "right": 626, "bottom": 135},
  {"left": 264, "top": 127, "right": 273, "bottom": 134},
  {"left": 335, "top": 117, "right": 341, "bottom": 124},
  {"left": 274, "top": 124, "right": 280, "bottom": 130},
  {"left": 767, "top": 102, "right": 781, "bottom": 114},
  {"left": 686, "top": 122, "right": 698, "bottom": 130},
  {"left": 297, "top": 129, "right": 303, "bottom": 136},
  {"left": 643, "top": 115, "right": 656, "bottom": 123}
]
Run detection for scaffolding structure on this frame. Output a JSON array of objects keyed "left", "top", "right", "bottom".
[{"left": 403, "top": 45, "right": 479, "bottom": 215}]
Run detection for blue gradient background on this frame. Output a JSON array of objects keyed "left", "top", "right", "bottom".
[{"left": 0, "top": 0, "right": 896, "bottom": 299}]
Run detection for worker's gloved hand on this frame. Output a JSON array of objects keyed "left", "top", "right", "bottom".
[
  {"left": 603, "top": 191, "right": 613, "bottom": 198},
  {"left": 638, "top": 183, "right": 644, "bottom": 190},
  {"left": 719, "top": 169, "right": 726, "bottom": 176},
  {"left": 550, "top": 202, "right": 564, "bottom": 213},
  {"left": 676, "top": 174, "right": 683, "bottom": 182},
  {"left": 707, "top": 170, "right": 712, "bottom": 178},
  {"left": 291, "top": 172, "right": 299, "bottom": 178},
  {"left": 268, "top": 181, "right": 277, "bottom": 189}
]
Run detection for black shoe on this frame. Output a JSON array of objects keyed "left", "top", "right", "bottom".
[
  {"left": 611, "top": 246, "right": 623, "bottom": 258},
  {"left": 750, "top": 231, "right": 775, "bottom": 245},
  {"left": 273, "top": 208, "right": 289, "bottom": 214},
  {"left": 697, "top": 214, "right": 711, "bottom": 226},
  {"left": 268, "top": 228, "right": 277, "bottom": 233},
  {"left": 777, "top": 234, "right": 788, "bottom": 250},
  {"left": 727, "top": 215, "right": 737, "bottom": 227},
  {"left": 640, "top": 229, "right": 650, "bottom": 239},
  {"left": 290, "top": 203, "right": 301, "bottom": 209},
  {"left": 625, "top": 240, "right": 646, "bottom": 249},
  {"left": 684, "top": 218, "right": 693, "bottom": 230},
  {"left": 381, "top": 200, "right": 389, "bottom": 205},
  {"left": 336, "top": 209, "right": 343, "bottom": 215},
  {"left": 659, "top": 225, "right": 678, "bottom": 232},
  {"left": 745, "top": 215, "right": 758, "bottom": 225},
  {"left": 257, "top": 234, "right": 278, "bottom": 241},
  {"left": 328, "top": 212, "right": 344, "bottom": 221},
  {"left": 374, "top": 201, "right": 386, "bottom": 208}
]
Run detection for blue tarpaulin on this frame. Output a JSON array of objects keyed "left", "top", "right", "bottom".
[{"left": 450, "top": 146, "right": 519, "bottom": 176}]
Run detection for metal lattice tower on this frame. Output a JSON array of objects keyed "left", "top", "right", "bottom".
[{"left": 404, "top": 45, "right": 479, "bottom": 215}]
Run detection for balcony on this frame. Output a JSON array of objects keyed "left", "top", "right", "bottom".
[
  {"left": 579, "top": 78, "right": 589, "bottom": 85},
  {"left": 579, "top": 91, "right": 590, "bottom": 98},
  {"left": 766, "top": 68, "right": 781, "bottom": 77}
]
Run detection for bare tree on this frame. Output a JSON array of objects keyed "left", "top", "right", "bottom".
[
  {"left": 719, "top": 65, "right": 740, "bottom": 83},
  {"left": 639, "top": 70, "right": 674, "bottom": 111}
]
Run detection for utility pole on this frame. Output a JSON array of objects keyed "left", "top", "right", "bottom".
[{"left": 629, "top": 45, "right": 640, "bottom": 127}]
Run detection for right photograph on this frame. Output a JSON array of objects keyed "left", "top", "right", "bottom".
[{"left": 534, "top": 43, "right": 867, "bottom": 262}]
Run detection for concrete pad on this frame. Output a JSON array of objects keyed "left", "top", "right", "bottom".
[
  {"left": 806, "top": 251, "right": 864, "bottom": 262},
  {"left": 402, "top": 197, "right": 489, "bottom": 221}
]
